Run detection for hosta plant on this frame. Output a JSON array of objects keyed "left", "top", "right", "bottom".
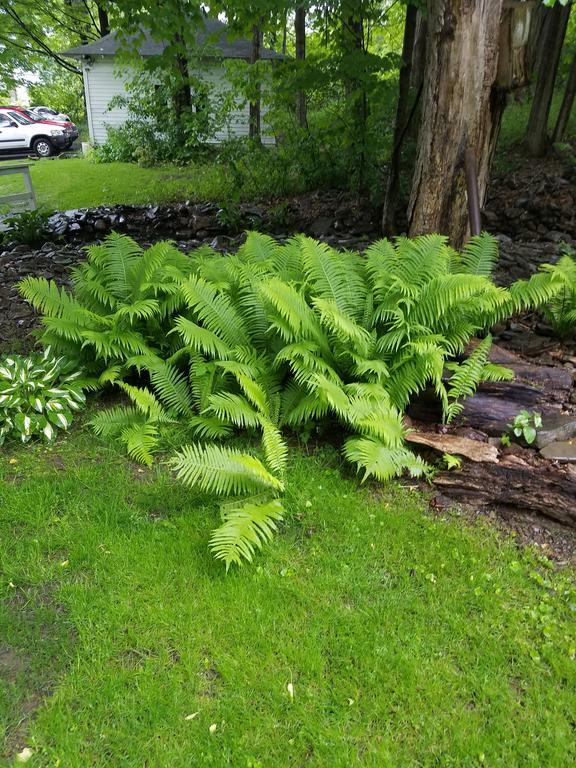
[{"left": 0, "top": 349, "right": 88, "bottom": 445}]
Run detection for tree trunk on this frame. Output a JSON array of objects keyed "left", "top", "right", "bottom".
[
  {"left": 526, "top": 2, "right": 571, "bottom": 157},
  {"left": 172, "top": 32, "right": 192, "bottom": 144},
  {"left": 295, "top": 5, "right": 307, "bottom": 128},
  {"left": 553, "top": 50, "right": 576, "bottom": 143},
  {"left": 382, "top": 3, "right": 418, "bottom": 235},
  {"left": 342, "top": 14, "right": 368, "bottom": 192},
  {"left": 97, "top": 3, "right": 110, "bottom": 36},
  {"left": 249, "top": 23, "right": 262, "bottom": 142},
  {"left": 407, "top": 0, "right": 506, "bottom": 248},
  {"left": 410, "top": 10, "right": 428, "bottom": 92}
]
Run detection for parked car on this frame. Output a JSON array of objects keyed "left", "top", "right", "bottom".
[
  {"left": 6, "top": 106, "right": 79, "bottom": 146},
  {"left": 0, "top": 106, "right": 78, "bottom": 153},
  {"left": 0, "top": 107, "right": 76, "bottom": 157},
  {"left": 30, "top": 105, "right": 71, "bottom": 122}
]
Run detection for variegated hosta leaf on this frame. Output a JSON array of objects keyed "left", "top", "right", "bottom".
[{"left": 0, "top": 351, "right": 87, "bottom": 445}]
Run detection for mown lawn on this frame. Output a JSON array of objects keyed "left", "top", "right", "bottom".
[
  {"left": 1, "top": 428, "right": 574, "bottom": 767},
  {"left": 0, "top": 157, "right": 231, "bottom": 212}
]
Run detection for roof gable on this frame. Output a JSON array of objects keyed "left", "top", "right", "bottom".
[{"left": 62, "top": 18, "right": 284, "bottom": 61}]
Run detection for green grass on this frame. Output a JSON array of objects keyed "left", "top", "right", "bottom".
[
  {"left": 0, "top": 158, "right": 231, "bottom": 211},
  {"left": 1, "top": 428, "right": 575, "bottom": 767}
]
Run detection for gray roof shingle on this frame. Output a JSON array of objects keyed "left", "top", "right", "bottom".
[{"left": 62, "top": 18, "right": 284, "bottom": 60}]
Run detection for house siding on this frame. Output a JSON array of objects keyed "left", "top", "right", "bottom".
[{"left": 83, "top": 58, "right": 275, "bottom": 146}]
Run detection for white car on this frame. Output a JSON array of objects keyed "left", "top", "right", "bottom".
[
  {"left": 0, "top": 108, "right": 73, "bottom": 157},
  {"left": 30, "top": 105, "right": 72, "bottom": 123}
]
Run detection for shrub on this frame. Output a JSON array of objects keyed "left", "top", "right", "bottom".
[
  {"left": 0, "top": 209, "right": 51, "bottom": 247},
  {"left": 0, "top": 349, "right": 88, "bottom": 445},
  {"left": 20, "top": 231, "right": 565, "bottom": 567}
]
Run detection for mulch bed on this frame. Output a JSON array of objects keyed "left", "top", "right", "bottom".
[{"left": 1, "top": 168, "right": 575, "bottom": 561}]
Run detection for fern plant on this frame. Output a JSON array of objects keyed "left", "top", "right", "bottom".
[
  {"left": 18, "top": 233, "right": 195, "bottom": 376},
  {"left": 539, "top": 252, "right": 576, "bottom": 338},
  {"left": 22, "top": 230, "right": 574, "bottom": 569}
]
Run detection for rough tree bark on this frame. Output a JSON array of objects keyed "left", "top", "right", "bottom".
[
  {"left": 295, "top": 5, "right": 307, "bottom": 128},
  {"left": 553, "top": 50, "right": 576, "bottom": 143},
  {"left": 526, "top": 1, "right": 571, "bottom": 157},
  {"left": 173, "top": 32, "right": 192, "bottom": 135},
  {"left": 97, "top": 3, "right": 110, "bottom": 36},
  {"left": 382, "top": 2, "right": 418, "bottom": 234},
  {"left": 249, "top": 23, "right": 262, "bottom": 142},
  {"left": 342, "top": 13, "right": 368, "bottom": 192},
  {"left": 407, "top": 0, "right": 507, "bottom": 248}
]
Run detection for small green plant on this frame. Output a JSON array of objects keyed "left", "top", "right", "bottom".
[
  {"left": 0, "top": 349, "right": 88, "bottom": 445},
  {"left": 507, "top": 410, "right": 542, "bottom": 445},
  {"left": 500, "top": 433, "right": 511, "bottom": 447},
  {"left": 0, "top": 208, "right": 51, "bottom": 247},
  {"left": 267, "top": 202, "right": 294, "bottom": 231},
  {"left": 539, "top": 252, "right": 576, "bottom": 338},
  {"left": 216, "top": 199, "right": 245, "bottom": 234},
  {"left": 442, "top": 453, "right": 462, "bottom": 470}
]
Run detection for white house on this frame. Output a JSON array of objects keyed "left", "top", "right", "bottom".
[{"left": 63, "top": 19, "right": 283, "bottom": 146}]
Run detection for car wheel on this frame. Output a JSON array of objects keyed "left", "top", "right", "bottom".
[{"left": 32, "top": 138, "right": 54, "bottom": 158}]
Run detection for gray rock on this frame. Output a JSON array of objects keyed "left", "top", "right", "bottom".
[
  {"left": 535, "top": 414, "right": 576, "bottom": 449},
  {"left": 540, "top": 441, "right": 576, "bottom": 462}
]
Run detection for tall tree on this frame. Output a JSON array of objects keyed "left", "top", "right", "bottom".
[
  {"left": 249, "top": 22, "right": 262, "bottom": 141},
  {"left": 382, "top": 2, "right": 418, "bottom": 234},
  {"left": 553, "top": 49, "right": 576, "bottom": 142},
  {"left": 526, "top": 1, "right": 572, "bottom": 156},
  {"left": 295, "top": 4, "right": 307, "bottom": 127},
  {"left": 407, "top": 0, "right": 507, "bottom": 247}
]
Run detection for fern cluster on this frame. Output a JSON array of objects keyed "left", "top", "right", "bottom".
[
  {"left": 19, "top": 233, "right": 196, "bottom": 377},
  {"left": 19, "top": 231, "right": 569, "bottom": 568}
]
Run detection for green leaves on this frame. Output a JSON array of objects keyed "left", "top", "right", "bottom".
[
  {"left": 22, "top": 230, "right": 575, "bottom": 570},
  {"left": 0, "top": 350, "right": 87, "bottom": 446},
  {"left": 209, "top": 499, "right": 285, "bottom": 572},
  {"left": 170, "top": 444, "right": 284, "bottom": 496}
]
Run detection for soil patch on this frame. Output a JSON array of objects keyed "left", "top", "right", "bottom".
[{"left": 1, "top": 584, "right": 76, "bottom": 758}]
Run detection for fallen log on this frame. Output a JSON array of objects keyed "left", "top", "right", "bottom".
[
  {"left": 406, "top": 431, "right": 499, "bottom": 462},
  {"left": 409, "top": 342, "right": 574, "bottom": 435},
  {"left": 434, "top": 460, "right": 576, "bottom": 527}
]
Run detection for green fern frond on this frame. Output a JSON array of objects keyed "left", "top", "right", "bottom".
[
  {"left": 188, "top": 414, "right": 233, "bottom": 439},
  {"left": 261, "top": 421, "right": 288, "bottom": 474},
  {"left": 90, "top": 405, "right": 142, "bottom": 437},
  {"left": 207, "top": 392, "right": 262, "bottom": 429},
  {"left": 209, "top": 498, "right": 284, "bottom": 570},
  {"left": 299, "top": 236, "right": 366, "bottom": 317},
  {"left": 120, "top": 421, "right": 159, "bottom": 466},
  {"left": 118, "top": 382, "right": 169, "bottom": 421},
  {"left": 173, "top": 316, "right": 232, "bottom": 358},
  {"left": 180, "top": 275, "right": 250, "bottom": 348},
  {"left": 458, "top": 233, "right": 499, "bottom": 278},
  {"left": 343, "top": 436, "right": 429, "bottom": 482},
  {"left": 114, "top": 299, "right": 161, "bottom": 322},
  {"left": 170, "top": 443, "right": 284, "bottom": 496},
  {"left": 147, "top": 362, "right": 192, "bottom": 416},
  {"left": 312, "top": 297, "right": 372, "bottom": 354},
  {"left": 237, "top": 231, "right": 279, "bottom": 263},
  {"left": 260, "top": 277, "right": 322, "bottom": 342}
]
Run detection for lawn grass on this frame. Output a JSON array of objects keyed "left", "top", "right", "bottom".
[
  {"left": 1, "top": 428, "right": 575, "bottom": 767},
  {"left": 0, "top": 157, "right": 231, "bottom": 212}
]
